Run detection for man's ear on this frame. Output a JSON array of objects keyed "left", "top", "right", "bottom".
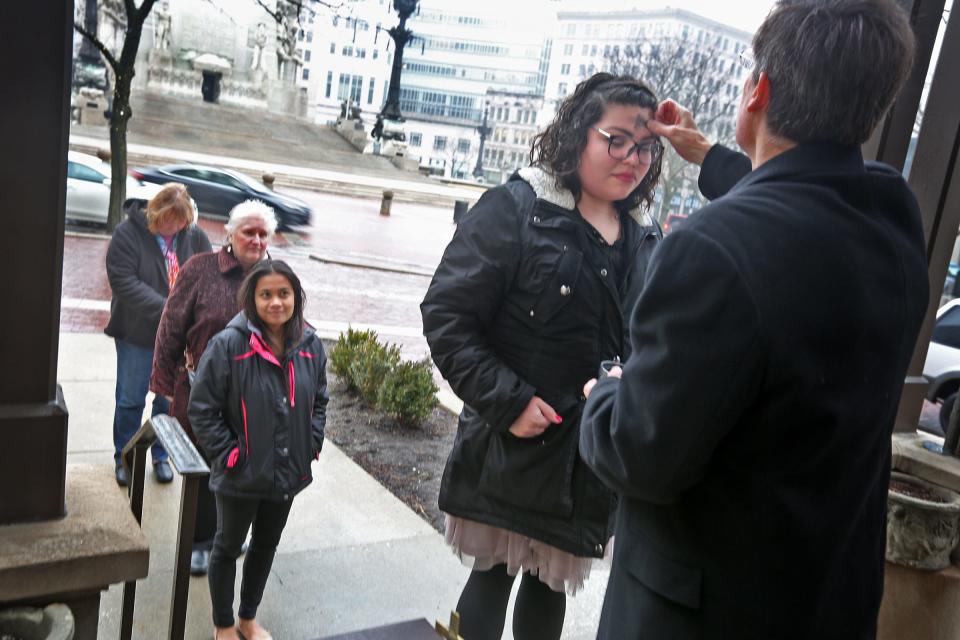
[{"left": 746, "top": 72, "right": 771, "bottom": 113}]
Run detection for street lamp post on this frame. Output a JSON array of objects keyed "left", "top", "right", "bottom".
[
  {"left": 372, "top": 0, "right": 419, "bottom": 141},
  {"left": 473, "top": 103, "right": 491, "bottom": 181}
]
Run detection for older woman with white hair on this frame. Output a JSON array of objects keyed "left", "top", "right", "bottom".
[{"left": 151, "top": 199, "right": 278, "bottom": 575}]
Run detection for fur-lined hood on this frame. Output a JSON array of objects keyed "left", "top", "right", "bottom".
[{"left": 517, "top": 166, "right": 655, "bottom": 227}]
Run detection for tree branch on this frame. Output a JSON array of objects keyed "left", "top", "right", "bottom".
[{"left": 74, "top": 21, "right": 119, "bottom": 71}]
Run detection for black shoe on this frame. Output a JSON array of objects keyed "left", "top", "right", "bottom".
[
  {"left": 115, "top": 465, "right": 129, "bottom": 487},
  {"left": 154, "top": 460, "right": 174, "bottom": 483},
  {"left": 190, "top": 549, "right": 210, "bottom": 576}
]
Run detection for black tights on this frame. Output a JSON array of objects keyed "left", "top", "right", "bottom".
[{"left": 456, "top": 564, "right": 566, "bottom": 640}]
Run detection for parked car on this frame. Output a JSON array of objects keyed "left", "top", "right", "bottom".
[
  {"left": 942, "top": 261, "right": 960, "bottom": 300},
  {"left": 923, "top": 298, "right": 960, "bottom": 432},
  {"left": 130, "top": 164, "right": 312, "bottom": 229},
  {"left": 65, "top": 151, "right": 161, "bottom": 225}
]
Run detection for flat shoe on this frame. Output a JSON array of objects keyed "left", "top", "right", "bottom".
[
  {"left": 154, "top": 460, "right": 174, "bottom": 483},
  {"left": 190, "top": 549, "right": 210, "bottom": 576},
  {"left": 115, "top": 465, "right": 129, "bottom": 487}
]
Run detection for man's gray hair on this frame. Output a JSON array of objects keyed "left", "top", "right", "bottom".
[
  {"left": 224, "top": 200, "right": 278, "bottom": 238},
  {"left": 753, "top": 0, "right": 915, "bottom": 146}
]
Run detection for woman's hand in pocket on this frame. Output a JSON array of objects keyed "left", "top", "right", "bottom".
[{"left": 509, "top": 396, "right": 562, "bottom": 438}]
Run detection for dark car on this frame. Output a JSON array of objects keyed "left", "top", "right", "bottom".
[{"left": 131, "top": 164, "right": 312, "bottom": 229}]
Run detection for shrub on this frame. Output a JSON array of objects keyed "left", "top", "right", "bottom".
[
  {"left": 329, "top": 327, "right": 379, "bottom": 388},
  {"left": 348, "top": 339, "right": 401, "bottom": 401},
  {"left": 376, "top": 358, "right": 439, "bottom": 428}
]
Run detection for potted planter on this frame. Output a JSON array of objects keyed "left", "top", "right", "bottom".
[
  {"left": 0, "top": 604, "right": 74, "bottom": 640},
  {"left": 886, "top": 471, "right": 960, "bottom": 570}
]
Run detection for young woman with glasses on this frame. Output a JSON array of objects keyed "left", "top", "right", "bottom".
[{"left": 420, "top": 73, "right": 663, "bottom": 640}]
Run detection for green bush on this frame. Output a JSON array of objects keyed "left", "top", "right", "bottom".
[
  {"left": 348, "top": 339, "right": 401, "bottom": 400},
  {"left": 376, "top": 358, "right": 439, "bottom": 428},
  {"left": 329, "top": 327, "right": 379, "bottom": 388}
]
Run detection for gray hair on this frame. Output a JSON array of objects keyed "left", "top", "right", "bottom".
[
  {"left": 753, "top": 0, "right": 915, "bottom": 146},
  {"left": 224, "top": 200, "right": 278, "bottom": 239}
]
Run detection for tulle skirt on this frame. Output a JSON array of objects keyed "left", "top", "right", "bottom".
[{"left": 444, "top": 514, "right": 607, "bottom": 595}]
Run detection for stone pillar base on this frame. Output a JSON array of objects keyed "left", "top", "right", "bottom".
[
  {"left": 878, "top": 562, "right": 960, "bottom": 639},
  {"left": 0, "top": 386, "right": 67, "bottom": 524},
  {"left": 0, "top": 464, "right": 149, "bottom": 639}
]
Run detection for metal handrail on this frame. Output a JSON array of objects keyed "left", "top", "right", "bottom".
[{"left": 119, "top": 414, "right": 209, "bottom": 640}]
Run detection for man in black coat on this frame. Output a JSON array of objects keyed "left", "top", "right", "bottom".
[{"left": 579, "top": 1, "right": 928, "bottom": 637}]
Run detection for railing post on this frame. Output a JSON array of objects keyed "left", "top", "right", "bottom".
[
  {"left": 120, "top": 442, "right": 148, "bottom": 640},
  {"left": 168, "top": 476, "right": 200, "bottom": 639},
  {"left": 115, "top": 414, "right": 210, "bottom": 640}
]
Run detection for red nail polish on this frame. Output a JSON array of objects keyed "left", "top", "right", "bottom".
[{"left": 556, "top": 416, "right": 563, "bottom": 424}]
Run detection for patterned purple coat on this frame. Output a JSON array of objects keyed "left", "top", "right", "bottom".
[{"left": 151, "top": 246, "right": 247, "bottom": 442}]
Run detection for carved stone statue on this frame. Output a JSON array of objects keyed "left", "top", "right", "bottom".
[
  {"left": 275, "top": 1, "right": 303, "bottom": 79},
  {"left": 153, "top": 1, "right": 171, "bottom": 51},
  {"left": 250, "top": 23, "right": 267, "bottom": 71},
  {"left": 98, "top": 0, "right": 126, "bottom": 57}
]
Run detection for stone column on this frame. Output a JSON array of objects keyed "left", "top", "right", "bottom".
[{"left": 0, "top": 0, "right": 72, "bottom": 524}]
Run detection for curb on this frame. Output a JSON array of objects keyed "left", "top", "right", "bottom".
[{"left": 308, "top": 253, "right": 434, "bottom": 277}]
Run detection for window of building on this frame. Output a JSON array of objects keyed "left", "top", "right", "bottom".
[
  {"left": 337, "top": 73, "right": 350, "bottom": 100},
  {"left": 496, "top": 107, "right": 503, "bottom": 120},
  {"left": 579, "top": 64, "right": 586, "bottom": 76},
  {"left": 304, "top": 50, "right": 311, "bottom": 62},
  {"left": 302, "top": 68, "right": 310, "bottom": 80},
  {"left": 325, "top": 71, "right": 333, "bottom": 98},
  {"left": 504, "top": 108, "right": 510, "bottom": 121},
  {"left": 330, "top": 42, "right": 336, "bottom": 54},
  {"left": 409, "top": 132, "right": 422, "bottom": 147},
  {"left": 563, "top": 43, "right": 573, "bottom": 56},
  {"left": 434, "top": 136, "right": 447, "bottom": 151},
  {"left": 590, "top": 45, "right": 598, "bottom": 56},
  {"left": 350, "top": 74, "right": 363, "bottom": 102},
  {"left": 457, "top": 138, "right": 471, "bottom": 153},
  {"left": 560, "top": 63, "right": 570, "bottom": 75},
  {"left": 367, "top": 77, "right": 376, "bottom": 104},
  {"left": 558, "top": 82, "right": 567, "bottom": 96},
  {"left": 373, "top": 49, "right": 379, "bottom": 59},
  {"left": 358, "top": 48, "right": 366, "bottom": 58},
  {"left": 581, "top": 43, "right": 589, "bottom": 55},
  {"left": 306, "top": 31, "right": 313, "bottom": 43}
]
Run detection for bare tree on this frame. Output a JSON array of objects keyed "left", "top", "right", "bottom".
[
  {"left": 75, "top": 0, "right": 158, "bottom": 231},
  {"left": 606, "top": 35, "right": 741, "bottom": 223}
]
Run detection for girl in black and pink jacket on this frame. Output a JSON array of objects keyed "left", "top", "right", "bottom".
[{"left": 189, "top": 259, "right": 327, "bottom": 640}]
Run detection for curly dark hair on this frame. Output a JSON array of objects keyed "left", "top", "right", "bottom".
[{"left": 530, "top": 73, "right": 662, "bottom": 211}]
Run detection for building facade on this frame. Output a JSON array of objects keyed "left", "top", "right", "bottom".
[{"left": 396, "top": 1, "right": 551, "bottom": 178}]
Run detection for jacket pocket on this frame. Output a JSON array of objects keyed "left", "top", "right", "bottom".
[
  {"left": 620, "top": 530, "right": 702, "bottom": 610},
  {"left": 477, "top": 411, "right": 579, "bottom": 518},
  {"left": 530, "top": 247, "right": 583, "bottom": 324}
]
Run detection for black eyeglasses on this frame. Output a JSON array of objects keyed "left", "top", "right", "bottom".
[{"left": 594, "top": 127, "right": 663, "bottom": 164}]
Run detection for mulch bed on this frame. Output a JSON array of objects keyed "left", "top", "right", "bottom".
[{"left": 322, "top": 341, "right": 457, "bottom": 531}]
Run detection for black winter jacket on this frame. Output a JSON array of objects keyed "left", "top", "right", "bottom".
[
  {"left": 189, "top": 312, "right": 328, "bottom": 502},
  {"left": 580, "top": 143, "right": 928, "bottom": 638},
  {"left": 104, "top": 198, "right": 212, "bottom": 348},
  {"left": 421, "top": 167, "right": 661, "bottom": 557}
]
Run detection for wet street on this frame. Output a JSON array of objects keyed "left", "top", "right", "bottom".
[
  {"left": 61, "top": 185, "right": 947, "bottom": 433},
  {"left": 62, "top": 188, "right": 457, "bottom": 362}
]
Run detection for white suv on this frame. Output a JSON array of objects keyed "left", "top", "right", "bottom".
[
  {"left": 923, "top": 298, "right": 960, "bottom": 431},
  {"left": 66, "top": 151, "right": 160, "bottom": 224}
]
